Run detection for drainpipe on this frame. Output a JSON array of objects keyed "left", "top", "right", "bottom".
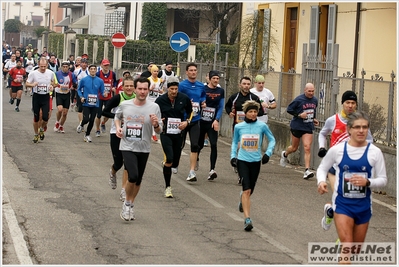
[{"left": 352, "top": 2, "right": 361, "bottom": 91}]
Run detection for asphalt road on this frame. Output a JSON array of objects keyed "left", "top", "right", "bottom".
[{"left": 2, "top": 85, "right": 397, "bottom": 265}]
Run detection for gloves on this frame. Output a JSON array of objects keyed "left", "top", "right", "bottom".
[
  {"left": 318, "top": 148, "right": 327, "bottom": 158},
  {"left": 230, "top": 158, "right": 237, "bottom": 168},
  {"left": 262, "top": 154, "right": 270, "bottom": 164}
]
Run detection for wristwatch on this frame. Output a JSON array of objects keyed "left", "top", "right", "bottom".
[{"left": 186, "top": 119, "right": 191, "bottom": 124}]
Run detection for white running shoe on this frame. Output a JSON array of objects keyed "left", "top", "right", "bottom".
[
  {"left": 130, "top": 205, "right": 135, "bottom": 221},
  {"left": 186, "top": 170, "right": 197, "bottom": 182},
  {"left": 280, "top": 151, "right": 287, "bottom": 167},
  {"left": 303, "top": 169, "right": 314, "bottom": 179},
  {"left": 171, "top": 167, "right": 178, "bottom": 174},
  {"left": 76, "top": 124, "right": 83, "bottom": 133},
  {"left": 321, "top": 203, "right": 333, "bottom": 230},
  {"left": 164, "top": 186, "right": 173, "bottom": 198},
  {"left": 84, "top": 135, "right": 92, "bottom": 143},
  {"left": 120, "top": 202, "right": 131, "bottom": 221},
  {"left": 207, "top": 170, "right": 217, "bottom": 180}
]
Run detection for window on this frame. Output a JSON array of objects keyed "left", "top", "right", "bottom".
[
  {"left": 33, "top": 21, "right": 41, "bottom": 26},
  {"left": 14, "top": 16, "right": 20, "bottom": 21},
  {"left": 15, "top": 2, "right": 21, "bottom": 5},
  {"left": 34, "top": 2, "right": 41, "bottom": 6}
]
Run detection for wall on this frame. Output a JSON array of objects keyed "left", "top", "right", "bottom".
[{"left": 220, "top": 112, "right": 396, "bottom": 197}]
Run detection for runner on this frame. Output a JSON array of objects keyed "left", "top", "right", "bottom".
[
  {"left": 197, "top": 70, "right": 225, "bottom": 181},
  {"left": 102, "top": 75, "right": 136, "bottom": 201},
  {"left": 317, "top": 111, "right": 387, "bottom": 264},
  {"left": 23, "top": 51, "right": 36, "bottom": 95},
  {"left": 155, "top": 76, "right": 192, "bottom": 197},
  {"left": 147, "top": 64, "right": 164, "bottom": 142},
  {"left": 317, "top": 90, "right": 373, "bottom": 231},
  {"left": 76, "top": 64, "right": 107, "bottom": 143},
  {"left": 225, "top": 76, "right": 264, "bottom": 184},
  {"left": 95, "top": 58, "right": 117, "bottom": 137},
  {"left": 279, "top": 82, "right": 319, "bottom": 179},
  {"left": 159, "top": 60, "right": 175, "bottom": 92},
  {"left": 8, "top": 58, "right": 26, "bottom": 112},
  {"left": 73, "top": 56, "right": 89, "bottom": 132},
  {"left": 178, "top": 63, "right": 207, "bottom": 182},
  {"left": 249, "top": 74, "right": 277, "bottom": 124},
  {"left": 54, "top": 61, "right": 77, "bottom": 133},
  {"left": 114, "top": 76, "right": 162, "bottom": 221},
  {"left": 231, "top": 100, "right": 275, "bottom": 231},
  {"left": 25, "top": 57, "right": 56, "bottom": 143}
]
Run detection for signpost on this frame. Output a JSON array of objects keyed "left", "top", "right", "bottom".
[
  {"left": 111, "top": 32, "right": 127, "bottom": 76},
  {"left": 169, "top": 31, "right": 190, "bottom": 78}
]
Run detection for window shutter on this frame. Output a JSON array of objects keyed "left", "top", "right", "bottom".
[
  {"left": 326, "top": 4, "right": 337, "bottom": 61},
  {"left": 251, "top": 10, "right": 259, "bottom": 66},
  {"left": 309, "top": 6, "right": 319, "bottom": 56},
  {"left": 261, "top": 9, "right": 271, "bottom": 71}
]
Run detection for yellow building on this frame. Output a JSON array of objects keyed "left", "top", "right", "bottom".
[{"left": 241, "top": 2, "right": 397, "bottom": 79}]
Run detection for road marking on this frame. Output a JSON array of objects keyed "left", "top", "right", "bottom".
[
  {"left": 2, "top": 188, "right": 33, "bottom": 265},
  {"left": 148, "top": 160, "right": 306, "bottom": 263}
]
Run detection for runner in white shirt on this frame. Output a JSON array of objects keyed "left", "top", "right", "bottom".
[
  {"left": 249, "top": 75, "right": 277, "bottom": 124},
  {"left": 26, "top": 57, "right": 56, "bottom": 143},
  {"left": 159, "top": 60, "right": 175, "bottom": 92},
  {"left": 147, "top": 64, "right": 164, "bottom": 142}
]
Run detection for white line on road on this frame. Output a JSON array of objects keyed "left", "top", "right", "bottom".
[{"left": 2, "top": 188, "right": 33, "bottom": 265}]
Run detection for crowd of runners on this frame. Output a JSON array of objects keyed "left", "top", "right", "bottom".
[{"left": 3, "top": 49, "right": 388, "bottom": 261}]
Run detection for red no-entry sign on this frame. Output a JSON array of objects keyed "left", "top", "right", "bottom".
[{"left": 111, "top": 32, "right": 126, "bottom": 48}]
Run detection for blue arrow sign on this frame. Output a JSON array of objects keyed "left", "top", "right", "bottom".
[{"left": 169, "top": 31, "right": 190, "bottom": 53}]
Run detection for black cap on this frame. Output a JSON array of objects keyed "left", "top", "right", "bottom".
[
  {"left": 209, "top": 70, "right": 220, "bottom": 79},
  {"left": 341, "top": 90, "right": 357, "bottom": 104},
  {"left": 165, "top": 60, "right": 173, "bottom": 66}
]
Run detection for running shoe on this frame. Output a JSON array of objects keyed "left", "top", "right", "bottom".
[
  {"left": 109, "top": 169, "right": 117, "bottom": 189},
  {"left": 164, "top": 186, "right": 173, "bottom": 198},
  {"left": 152, "top": 135, "right": 158, "bottom": 142},
  {"left": 321, "top": 203, "right": 333, "bottom": 231},
  {"left": 237, "top": 176, "right": 242, "bottom": 185},
  {"left": 120, "top": 202, "right": 131, "bottom": 221},
  {"left": 303, "top": 169, "right": 314, "bottom": 179},
  {"left": 195, "top": 160, "right": 199, "bottom": 171},
  {"left": 9, "top": 98, "right": 14, "bottom": 105},
  {"left": 238, "top": 191, "right": 243, "bottom": 212},
  {"left": 207, "top": 170, "right": 217, "bottom": 181},
  {"left": 59, "top": 125, "right": 65, "bottom": 133},
  {"left": 244, "top": 217, "right": 253, "bottom": 231},
  {"left": 120, "top": 188, "right": 126, "bottom": 202},
  {"left": 204, "top": 139, "right": 209, "bottom": 147},
  {"left": 84, "top": 135, "right": 92, "bottom": 143},
  {"left": 101, "top": 123, "right": 106, "bottom": 133},
  {"left": 76, "top": 124, "right": 83, "bottom": 133},
  {"left": 14, "top": 106, "right": 19, "bottom": 112},
  {"left": 280, "top": 151, "right": 287, "bottom": 167},
  {"left": 54, "top": 122, "right": 60, "bottom": 132},
  {"left": 33, "top": 134, "right": 39, "bottom": 143},
  {"left": 186, "top": 170, "right": 197, "bottom": 182},
  {"left": 39, "top": 128, "right": 45, "bottom": 140},
  {"left": 96, "top": 130, "right": 101, "bottom": 137},
  {"left": 234, "top": 166, "right": 238, "bottom": 173},
  {"left": 171, "top": 167, "right": 178, "bottom": 174}
]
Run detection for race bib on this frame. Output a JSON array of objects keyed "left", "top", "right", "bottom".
[
  {"left": 342, "top": 172, "right": 368, "bottom": 198},
  {"left": 37, "top": 84, "right": 49, "bottom": 94},
  {"left": 201, "top": 107, "right": 215, "bottom": 122},
  {"left": 16, "top": 74, "right": 23, "bottom": 83},
  {"left": 192, "top": 102, "right": 200, "bottom": 117},
  {"left": 166, "top": 118, "right": 181, "bottom": 134},
  {"left": 303, "top": 108, "right": 314, "bottom": 123},
  {"left": 236, "top": 111, "right": 245, "bottom": 124},
  {"left": 87, "top": 94, "right": 98, "bottom": 106},
  {"left": 240, "top": 134, "right": 259, "bottom": 152},
  {"left": 126, "top": 121, "right": 143, "bottom": 141},
  {"left": 104, "top": 83, "right": 111, "bottom": 94}
]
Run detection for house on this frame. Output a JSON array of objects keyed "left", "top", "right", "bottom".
[{"left": 241, "top": 2, "right": 397, "bottom": 79}]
